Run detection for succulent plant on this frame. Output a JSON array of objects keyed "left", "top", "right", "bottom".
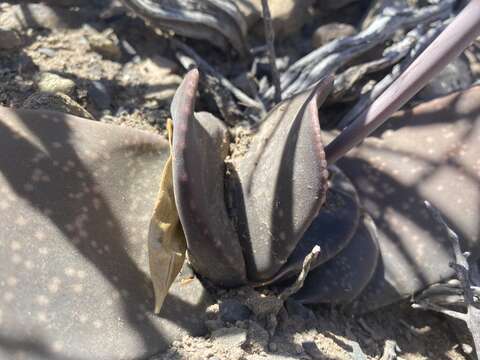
[
  {"left": 1, "top": 2, "right": 480, "bottom": 359},
  {"left": 167, "top": 68, "right": 480, "bottom": 314}
]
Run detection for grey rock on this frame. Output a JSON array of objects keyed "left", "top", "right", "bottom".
[
  {"left": 205, "top": 319, "right": 224, "bottom": 332},
  {"left": 284, "top": 299, "right": 316, "bottom": 323},
  {"left": 211, "top": 327, "right": 248, "bottom": 348},
  {"left": 38, "top": 47, "right": 57, "bottom": 57},
  {"left": 417, "top": 56, "right": 473, "bottom": 101},
  {"left": 36, "top": 72, "right": 76, "bottom": 95},
  {"left": 249, "top": 0, "right": 315, "bottom": 38},
  {"left": 0, "top": 29, "right": 22, "bottom": 50},
  {"left": 22, "top": 92, "right": 94, "bottom": 119},
  {"left": 268, "top": 342, "right": 278, "bottom": 352},
  {"left": 302, "top": 341, "right": 325, "bottom": 359},
  {"left": 88, "top": 80, "right": 111, "bottom": 110},
  {"left": 246, "top": 321, "right": 269, "bottom": 348},
  {"left": 313, "top": 23, "right": 356, "bottom": 48},
  {"left": 86, "top": 29, "right": 122, "bottom": 61},
  {"left": 0, "top": 3, "right": 87, "bottom": 31},
  {"left": 318, "top": 0, "right": 359, "bottom": 10},
  {"left": 219, "top": 299, "right": 252, "bottom": 323}
]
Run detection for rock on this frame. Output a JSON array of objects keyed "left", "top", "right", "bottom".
[
  {"left": 417, "top": 56, "right": 473, "bottom": 101},
  {"left": 88, "top": 80, "right": 112, "bottom": 110},
  {"left": 244, "top": 0, "right": 314, "bottom": 38},
  {"left": 362, "top": 0, "right": 408, "bottom": 29},
  {"left": 43, "top": 0, "right": 87, "bottom": 7},
  {"left": 38, "top": 47, "right": 57, "bottom": 58},
  {"left": 0, "top": 3, "right": 86, "bottom": 31},
  {"left": 0, "top": 106, "right": 213, "bottom": 359},
  {"left": 22, "top": 92, "right": 94, "bottom": 119},
  {"left": 86, "top": 29, "right": 122, "bottom": 61},
  {"left": 205, "top": 319, "right": 224, "bottom": 332},
  {"left": 36, "top": 72, "right": 76, "bottom": 95},
  {"left": 211, "top": 327, "right": 248, "bottom": 348},
  {"left": 0, "top": 29, "right": 22, "bottom": 50},
  {"left": 219, "top": 299, "right": 252, "bottom": 323},
  {"left": 284, "top": 299, "right": 316, "bottom": 323},
  {"left": 120, "top": 56, "right": 181, "bottom": 104},
  {"left": 317, "top": 0, "right": 359, "bottom": 10},
  {"left": 246, "top": 321, "right": 269, "bottom": 349},
  {"left": 312, "top": 23, "right": 356, "bottom": 48},
  {"left": 205, "top": 303, "right": 220, "bottom": 320},
  {"left": 302, "top": 341, "right": 324, "bottom": 359}
]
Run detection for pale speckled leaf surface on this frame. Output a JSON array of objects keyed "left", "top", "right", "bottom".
[
  {"left": 265, "top": 166, "right": 360, "bottom": 285},
  {"left": 0, "top": 106, "right": 212, "bottom": 360},
  {"left": 330, "top": 86, "right": 480, "bottom": 312}
]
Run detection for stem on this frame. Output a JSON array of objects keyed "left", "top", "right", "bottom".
[
  {"left": 325, "top": 0, "right": 480, "bottom": 164},
  {"left": 261, "top": 0, "right": 282, "bottom": 103}
]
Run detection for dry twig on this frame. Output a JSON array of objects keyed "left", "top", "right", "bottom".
[
  {"left": 260, "top": 0, "right": 281, "bottom": 104},
  {"left": 278, "top": 245, "right": 320, "bottom": 301},
  {"left": 171, "top": 38, "right": 264, "bottom": 112}
]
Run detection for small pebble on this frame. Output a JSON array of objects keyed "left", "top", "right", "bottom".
[
  {"left": 0, "top": 29, "right": 22, "bottom": 50},
  {"left": 88, "top": 80, "right": 111, "bottom": 110},
  {"left": 36, "top": 72, "right": 76, "bottom": 95},
  {"left": 87, "top": 28, "right": 122, "bottom": 60},
  {"left": 38, "top": 47, "right": 57, "bottom": 57}
]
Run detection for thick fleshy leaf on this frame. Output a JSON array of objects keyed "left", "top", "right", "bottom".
[
  {"left": 332, "top": 86, "right": 480, "bottom": 312},
  {"left": 294, "top": 214, "right": 379, "bottom": 305},
  {"left": 171, "top": 69, "right": 247, "bottom": 286},
  {"left": 263, "top": 166, "right": 360, "bottom": 285},
  {"left": 0, "top": 106, "right": 212, "bottom": 359},
  {"left": 230, "top": 76, "right": 333, "bottom": 282}
]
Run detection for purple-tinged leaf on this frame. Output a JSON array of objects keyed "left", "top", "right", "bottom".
[
  {"left": 262, "top": 166, "right": 360, "bottom": 285},
  {"left": 229, "top": 76, "right": 333, "bottom": 282},
  {"left": 332, "top": 86, "right": 480, "bottom": 312},
  {"left": 171, "top": 69, "right": 247, "bottom": 286},
  {"left": 294, "top": 214, "right": 379, "bottom": 305}
]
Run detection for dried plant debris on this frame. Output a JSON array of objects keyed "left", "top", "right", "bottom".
[
  {"left": 413, "top": 201, "right": 480, "bottom": 359},
  {"left": 121, "top": 0, "right": 249, "bottom": 56},
  {"left": 262, "top": 0, "right": 455, "bottom": 100}
]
